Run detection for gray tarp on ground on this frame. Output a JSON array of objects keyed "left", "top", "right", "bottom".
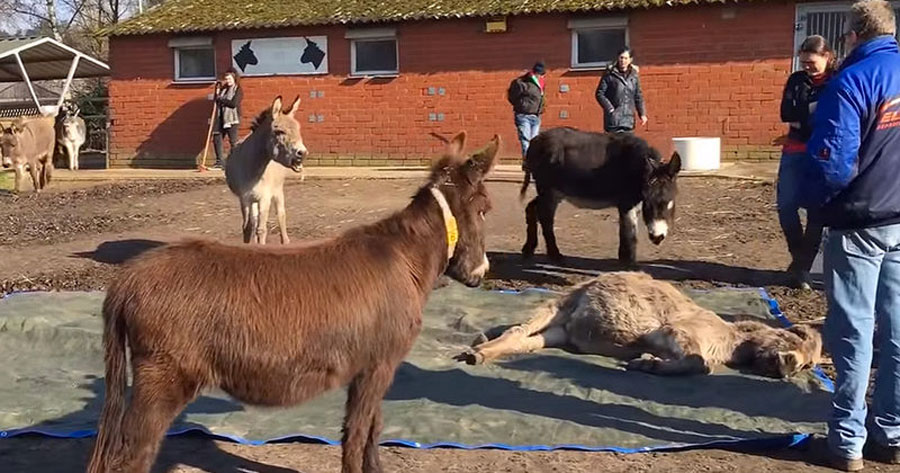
[{"left": 0, "top": 283, "right": 831, "bottom": 450}]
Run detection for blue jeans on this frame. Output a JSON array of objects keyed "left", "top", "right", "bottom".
[
  {"left": 777, "top": 151, "right": 824, "bottom": 274},
  {"left": 514, "top": 113, "right": 541, "bottom": 159},
  {"left": 824, "top": 223, "right": 900, "bottom": 459}
]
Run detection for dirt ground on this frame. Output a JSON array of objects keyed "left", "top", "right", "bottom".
[{"left": 1, "top": 175, "right": 894, "bottom": 472}]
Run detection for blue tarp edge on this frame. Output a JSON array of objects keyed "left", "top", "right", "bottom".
[{"left": 0, "top": 285, "right": 831, "bottom": 453}]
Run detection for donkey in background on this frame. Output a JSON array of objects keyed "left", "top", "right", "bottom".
[
  {"left": 85, "top": 131, "right": 501, "bottom": 473},
  {"left": 56, "top": 101, "right": 87, "bottom": 171},
  {"left": 225, "top": 95, "right": 306, "bottom": 245},
  {"left": 520, "top": 127, "right": 681, "bottom": 265}
]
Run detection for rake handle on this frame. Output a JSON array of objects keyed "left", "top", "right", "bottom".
[{"left": 199, "top": 86, "right": 219, "bottom": 171}]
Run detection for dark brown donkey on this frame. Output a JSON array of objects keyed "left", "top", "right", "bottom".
[{"left": 85, "top": 131, "right": 500, "bottom": 473}]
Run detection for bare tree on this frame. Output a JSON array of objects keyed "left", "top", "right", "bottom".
[{"left": 1, "top": 0, "right": 63, "bottom": 41}]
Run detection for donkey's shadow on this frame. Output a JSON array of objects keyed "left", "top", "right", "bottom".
[
  {"left": 486, "top": 251, "right": 795, "bottom": 288},
  {"left": 73, "top": 239, "right": 166, "bottom": 265},
  {"left": 3, "top": 376, "right": 298, "bottom": 473}
]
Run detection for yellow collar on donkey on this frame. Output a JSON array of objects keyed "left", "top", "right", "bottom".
[{"left": 430, "top": 186, "right": 458, "bottom": 259}]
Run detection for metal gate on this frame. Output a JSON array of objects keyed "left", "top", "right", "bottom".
[
  {"left": 70, "top": 96, "right": 109, "bottom": 169},
  {"left": 794, "top": 1, "right": 900, "bottom": 70}
]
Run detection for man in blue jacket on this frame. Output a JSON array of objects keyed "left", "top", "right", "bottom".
[{"left": 806, "top": 1, "right": 900, "bottom": 470}]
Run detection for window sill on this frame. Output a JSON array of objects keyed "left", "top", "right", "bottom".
[
  {"left": 568, "top": 64, "right": 611, "bottom": 72},
  {"left": 348, "top": 72, "right": 399, "bottom": 79},
  {"left": 347, "top": 73, "right": 400, "bottom": 80},
  {"left": 170, "top": 78, "right": 216, "bottom": 86},
  {"left": 239, "top": 72, "right": 329, "bottom": 77}
]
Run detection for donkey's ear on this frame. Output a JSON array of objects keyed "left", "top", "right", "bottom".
[
  {"left": 270, "top": 96, "right": 284, "bottom": 115},
  {"left": 447, "top": 131, "right": 467, "bottom": 158},
  {"left": 788, "top": 324, "right": 815, "bottom": 340},
  {"left": 286, "top": 95, "right": 301, "bottom": 115},
  {"left": 468, "top": 134, "right": 501, "bottom": 178},
  {"left": 777, "top": 350, "right": 803, "bottom": 376},
  {"left": 667, "top": 151, "right": 682, "bottom": 177}
]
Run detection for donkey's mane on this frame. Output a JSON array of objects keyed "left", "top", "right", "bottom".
[{"left": 249, "top": 108, "right": 273, "bottom": 132}]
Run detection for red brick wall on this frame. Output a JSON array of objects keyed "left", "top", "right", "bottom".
[{"left": 108, "top": 2, "right": 797, "bottom": 168}]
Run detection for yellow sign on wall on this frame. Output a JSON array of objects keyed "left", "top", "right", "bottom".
[{"left": 485, "top": 17, "right": 507, "bottom": 33}]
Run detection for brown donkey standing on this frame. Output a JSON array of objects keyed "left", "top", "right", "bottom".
[{"left": 86, "top": 131, "right": 500, "bottom": 473}]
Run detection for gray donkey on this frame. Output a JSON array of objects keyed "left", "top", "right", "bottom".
[
  {"left": 225, "top": 95, "right": 307, "bottom": 244},
  {"left": 56, "top": 101, "right": 87, "bottom": 171}
]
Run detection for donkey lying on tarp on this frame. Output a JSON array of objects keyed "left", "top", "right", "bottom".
[{"left": 457, "top": 271, "right": 822, "bottom": 378}]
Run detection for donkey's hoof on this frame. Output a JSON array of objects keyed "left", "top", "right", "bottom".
[
  {"left": 615, "top": 258, "right": 639, "bottom": 271},
  {"left": 453, "top": 349, "right": 485, "bottom": 365},
  {"left": 625, "top": 354, "right": 660, "bottom": 372},
  {"left": 521, "top": 245, "right": 536, "bottom": 261},
  {"left": 470, "top": 333, "right": 489, "bottom": 347},
  {"left": 547, "top": 252, "right": 566, "bottom": 265}
]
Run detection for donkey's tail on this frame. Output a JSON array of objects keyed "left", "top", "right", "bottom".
[
  {"left": 86, "top": 293, "right": 129, "bottom": 473},
  {"left": 519, "top": 169, "right": 532, "bottom": 202}
]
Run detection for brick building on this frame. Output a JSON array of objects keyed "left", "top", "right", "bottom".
[{"left": 103, "top": 0, "right": 900, "bottom": 168}]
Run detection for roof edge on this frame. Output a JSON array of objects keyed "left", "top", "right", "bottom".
[{"left": 100, "top": 3, "right": 659, "bottom": 37}]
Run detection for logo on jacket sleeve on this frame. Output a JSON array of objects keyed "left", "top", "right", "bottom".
[{"left": 877, "top": 96, "right": 900, "bottom": 130}]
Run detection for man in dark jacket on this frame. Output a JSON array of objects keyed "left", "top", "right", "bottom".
[
  {"left": 596, "top": 47, "right": 647, "bottom": 133},
  {"left": 805, "top": 1, "right": 900, "bottom": 470},
  {"left": 507, "top": 62, "right": 546, "bottom": 168}
]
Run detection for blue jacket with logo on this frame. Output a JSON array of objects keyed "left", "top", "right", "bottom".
[{"left": 806, "top": 35, "right": 900, "bottom": 229}]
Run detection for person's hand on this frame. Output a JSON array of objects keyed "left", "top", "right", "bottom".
[
  {"left": 640, "top": 115, "right": 648, "bottom": 126},
  {"left": 607, "top": 107, "right": 615, "bottom": 114}
]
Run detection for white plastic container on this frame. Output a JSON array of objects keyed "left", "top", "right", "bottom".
[{"left": 671, "top": 137, "right": 721, "bottom": 171}]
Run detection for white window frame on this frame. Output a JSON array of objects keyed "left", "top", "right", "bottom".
[
  {"left": 568, "top": 17, "right": 629, "bottom": 70},
  {"left": 346, "top": 28, "right": 399, "bottom": 77},
  {"left": 793, "top": 1, "right": 900, "bottom": 71},
  {"left": 169, "top": 37, "right": 216, "bottom": 82}
]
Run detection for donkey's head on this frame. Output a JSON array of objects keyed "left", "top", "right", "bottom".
[
  {"left": 0, "top": 123, "right": 24, "bottom": 168},
  {"left": 58, "top": 100, "right": 79, "bottom": 119},
  {"left": 257, "top": 95, "right": 307, "bottom": 172},
  {"left": 428, "top": 132, "right": 501, "bottom": 287},
  {"left": 642, "top": 150, "right": 681, "bottom": 245},
  {"left": 743, "top": 323, "right": 823, "bottom": 379}
]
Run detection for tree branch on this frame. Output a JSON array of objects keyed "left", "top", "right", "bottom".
[
  {"left": 11, "top": 7, "right": 51, "bottom": 23},
  {"left": 63, "top": 0, "right": 90, "bottom": 29}
]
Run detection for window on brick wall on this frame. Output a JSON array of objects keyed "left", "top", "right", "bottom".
[
  {"left": 169, "top": 37, "right": 216, "bottom": 82},
  {"left": 347, "top": 28, "right": 398, "bottom": 76},
  {"left": 568, "top": 17, "right": 628, "bottom": 69},
  {"left": 794, "top": 2, "right": 900, "bottom": 70}
]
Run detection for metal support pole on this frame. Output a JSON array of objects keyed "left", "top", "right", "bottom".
[
  {"left": 57, "top": 55, "right": 81, "bottom": 109},
  {"left": 14, "top": 52, "right": 42, "bottom": 112}
]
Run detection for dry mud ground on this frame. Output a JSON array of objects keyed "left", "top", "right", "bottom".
[{"left": 1, "top": 176, "right": 894, "bottom": 472}]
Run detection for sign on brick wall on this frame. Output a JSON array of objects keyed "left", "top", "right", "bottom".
[{"left": 231, "top": 36, "right": 328, "bottom": 76}]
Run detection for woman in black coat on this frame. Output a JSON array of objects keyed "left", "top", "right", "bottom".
[
  {"left": 777, "top": 35, "right": 836, "bottom": 289},
  {"left": 596, "top": 47, "right": 647, "bottom": 133}
]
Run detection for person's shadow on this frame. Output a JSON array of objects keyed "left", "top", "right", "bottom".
[{"left": 2, "top": 376, "right": 299, "bottom": 473}]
